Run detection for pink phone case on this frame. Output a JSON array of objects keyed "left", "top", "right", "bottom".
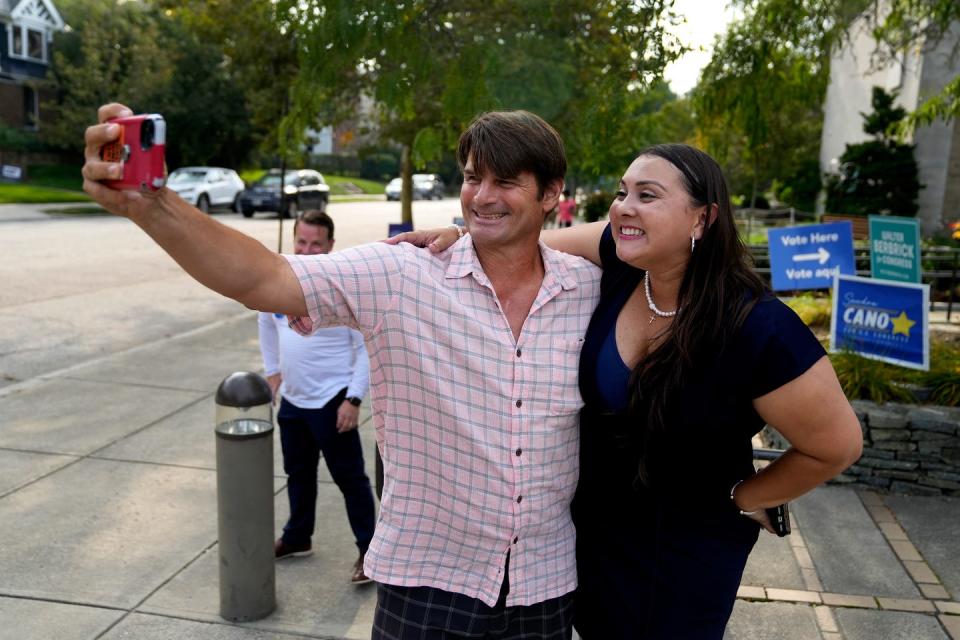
[{"left": 101, "top": 114, "right": 166, "bottom": 191}]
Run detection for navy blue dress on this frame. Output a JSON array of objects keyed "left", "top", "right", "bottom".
[{"left": 571, "top": 225, "right": 826, "bottom": 639}]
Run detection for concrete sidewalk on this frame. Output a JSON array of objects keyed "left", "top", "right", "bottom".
[{"left": 0, "top": 314, "right": 958, "bottom": 639}]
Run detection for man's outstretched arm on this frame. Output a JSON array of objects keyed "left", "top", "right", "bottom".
[{"left": 82, "top": 103, "right": 306, "bottom": 317}]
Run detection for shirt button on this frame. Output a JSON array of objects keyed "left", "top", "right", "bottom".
[
  {"left": 516, "top": 348, "right": 522, "bottom": 357},
  {"left": 513, "top": 536, "right": 519, "bottom": 544},
  {"left": 515, "top": 448, "right": 522, "bottom": 457},
  {"left": 515, "top": 399, "right": 522, "bottom": 408},
  {"left": 516, "top": 495, "right": 523, "bottom": 503}
]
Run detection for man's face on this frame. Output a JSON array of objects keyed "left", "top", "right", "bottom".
[
  {"left": 460, "top": 156, "right": 559, "bottom": 251},
  {"left": 294, "top": 222, "right": 333, "bottom": 255}
]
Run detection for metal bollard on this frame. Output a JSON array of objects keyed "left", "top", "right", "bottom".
[{"left": 214, "top": 371, "right": 276, "bottom": 622}]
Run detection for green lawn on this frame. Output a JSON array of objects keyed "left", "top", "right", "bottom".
[
  {"left": 1, "top": 163, "right": 385, "bottom": 204},
  {"left": 239, "top": 169, "right": 385, "bottom": 195},
  {"left": 238, "top": 168, "right": 267, "bottom": 184},
  {"left": 0, "top": 184, "right": 90, "bottom": 204},
  {"left": 325, "top": 175, "right": 385, "bottom": 195},
  {"left": 0, "top": 164, "right": 90, "bottom": 204}
]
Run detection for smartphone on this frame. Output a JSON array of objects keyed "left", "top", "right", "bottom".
[
  {"left": 766, "top": 503, "right": 791, "bottom": 537},
  {"left": 100, "top": 114, "right": 166, "bottom": 191}
]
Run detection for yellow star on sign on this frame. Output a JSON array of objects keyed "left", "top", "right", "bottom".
[{"left": 891, "top": 311, "right": 916, "bottom": 337}]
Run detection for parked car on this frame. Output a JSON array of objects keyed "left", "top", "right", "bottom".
[
  {"left": 385, "top": 177, "right": 402, "bottom": 201},
  {"left": 384, "top": 173, "right": 446, "bottom": 201},
  {"left": 166, "top": 167, "right": 245, "bottom": 213},
  {"left": 238, "top": 169, "right": 330, "bottom": 218},
  {"left": 414, "top": 173, "right": 446, "bottom": 199}
]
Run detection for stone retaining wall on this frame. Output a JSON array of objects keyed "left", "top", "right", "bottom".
[{"left": 761, "top": 400, "right": 960, "bottom": 497}]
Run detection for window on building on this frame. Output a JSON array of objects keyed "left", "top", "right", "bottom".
[
  {"left": 27, "top": 29, "right": 43, "bottom": 61},
  {"left": 12, "top": 25, "right": 23, "bottom": 56},
  {"left": 8, "top": 25, "right": 46, "bottom": 62}
]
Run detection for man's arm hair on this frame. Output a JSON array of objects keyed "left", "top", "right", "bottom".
[{"left": 129, "top": 190, "right": 306, "bottom": 316}]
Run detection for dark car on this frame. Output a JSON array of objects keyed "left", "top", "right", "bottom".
[
  {"left": 239, "top": 169, "right": 330, "bottom": 218},
  {"left": 413, "top": 173, "right": 446, "bottom": 200}
]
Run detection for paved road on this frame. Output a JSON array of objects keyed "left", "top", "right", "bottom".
[
  {"left": 0, "top": 199, "right": 460, "bottom": 392},
  {"left": 1, "top": 199, "right": 959, "bottom": 639}
]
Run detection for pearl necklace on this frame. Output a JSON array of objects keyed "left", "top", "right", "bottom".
[{"left": 644, "top": 272, "right": 678, "bottom": 324}]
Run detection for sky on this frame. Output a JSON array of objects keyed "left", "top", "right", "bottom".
[{"left": 662, "top": 0, "right": 740, "bottom": 96}]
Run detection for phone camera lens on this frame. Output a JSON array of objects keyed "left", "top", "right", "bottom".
[{"left": 141, "top": 119, "right": 154, "bottom": 151}]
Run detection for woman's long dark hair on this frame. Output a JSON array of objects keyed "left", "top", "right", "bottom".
[{"left": 628, "top": 144, "right": 767, "bottom": 485}]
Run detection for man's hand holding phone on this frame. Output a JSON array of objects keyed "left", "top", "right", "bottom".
[{"left": 82, "top": 103, "right": 166, "bottom": 220}]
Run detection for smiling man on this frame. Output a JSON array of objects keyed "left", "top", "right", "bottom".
[{"left": 82, "top": 107, "right": 601, "bottom": 639}]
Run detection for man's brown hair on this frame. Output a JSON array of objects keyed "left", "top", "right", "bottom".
[
  {"left": 294, "top": 209, "right": 334, "bottom": 240},
  {"left": 456, "top": 110, "right": 566, "bottom": 198}
]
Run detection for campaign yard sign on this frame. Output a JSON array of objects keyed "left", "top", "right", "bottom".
[
  {"left": 831, "top": 275, "right": 929, "bottom": 370},
  {"left": 768, "top": 222, "right": 856, "bottom": 291},
  {"left": 1, "top": 164, "right": 23, "bottom": 181},
  {"left": 869, "top": 215, "right": 921, "bottom": 283},
  {"left": 387, "top": 222, "right": 414, "bottom": 237}
]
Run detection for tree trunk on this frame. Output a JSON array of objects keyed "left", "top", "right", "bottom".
[{"left": 400, "top": 144, "right": 413, "bottom": 226}]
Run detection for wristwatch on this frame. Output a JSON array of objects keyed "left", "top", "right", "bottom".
[{"left": 346, "top": 396, "right": 362, "bottom": 407}]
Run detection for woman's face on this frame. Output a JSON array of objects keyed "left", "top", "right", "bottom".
[{"left": 609, "top": 155, "right": 703, "bottom": 272}]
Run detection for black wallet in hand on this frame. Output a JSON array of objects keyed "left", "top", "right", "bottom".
[{"left": 766, "top": 503, "right": 791, "bottom": 537}]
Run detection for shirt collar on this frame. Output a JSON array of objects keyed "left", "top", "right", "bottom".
[{"left": 445, "top": 235, "right": 579, "bottom": 292}]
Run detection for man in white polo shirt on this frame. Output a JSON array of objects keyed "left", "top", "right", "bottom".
[{"left": 258, "top": 210, "right": 375, "bottom": 585}]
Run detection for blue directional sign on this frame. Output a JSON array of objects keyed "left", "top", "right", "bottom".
[
  {"left": 768, "top": 222, "right": 856, "bottom": 291},
  {"left": 387, "top": 222, "right": 413, "bottom": 237},
  {"left": 831, "top": 275, "right": 929, "bottom": 370}
]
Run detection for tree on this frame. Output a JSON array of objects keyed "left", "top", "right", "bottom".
[
  {"left": 282, "top": 1, "right": 683, "bottom": 224},
  {"left": 148, "top": 34, "right": 253, "bottom": 169},
  {"left": 157, "top": 0, "right": 299, "bottom": 159},
  {"left": 868, "top": 0, "right": 960, "bottom": 130},
  {"left": 693, "top": 0, "right": 959, "bottom": 211},
  {"left": 42, "top": 0, "right": 174, "bottom": 153},
  {"left": 42, "top": 0, "right": 254, "bottom": 168},
  {"left": 692, "top": 0, "right": 843, "bottom": 210},
  {"left": 825, "top": 87, "right": 920, "bottom": 216},
  {"left": 727, "top": 0, "right": 960, "bottom": 132}
]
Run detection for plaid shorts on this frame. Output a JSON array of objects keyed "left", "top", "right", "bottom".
[{"left": 371, "top": 569, "right": 573, "bottom": 639}]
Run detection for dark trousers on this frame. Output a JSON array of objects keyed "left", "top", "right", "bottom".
[
  {"left": 278, "top": 392, "right": 376, "bottom": 553},
  {"left": 371, "top": 554, "right": 573, "bottom": 639}
]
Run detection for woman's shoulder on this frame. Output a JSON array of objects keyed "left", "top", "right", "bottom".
[
  {"left": 736, "top": 293, "right": 825, "bottom": 357},
  {"left": 746, "top": 291, "right": 806, "bottom": 326},
  {"left": 742, "top": 293, "right": 797, "bottom": 324}
]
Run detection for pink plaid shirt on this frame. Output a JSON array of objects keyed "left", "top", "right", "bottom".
[{"left": 284, "top": 237, "right": 601, "bottom": 606}]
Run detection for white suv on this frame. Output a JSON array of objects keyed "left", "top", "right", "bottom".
[{"left": 167, "top": 167, "right": 246, "bottom": 213}]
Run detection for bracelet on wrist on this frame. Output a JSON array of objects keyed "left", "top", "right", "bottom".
[{"left": 730, "top": 479, "right": 760, "bottom": 516}]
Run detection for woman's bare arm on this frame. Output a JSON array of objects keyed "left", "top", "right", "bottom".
[
  {"left": 733, "top": 357, "right": 863, "bottom": 513},
  {"left": 386, "top": 220, "right": 608, "bottom": 267}
]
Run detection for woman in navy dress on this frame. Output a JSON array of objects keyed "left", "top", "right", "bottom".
[
  {"left": 391, "top": 144, "right": 863, "bottom": 639},
  {"left": 551, "top": 144, "right": 861, "bottom": 638}
]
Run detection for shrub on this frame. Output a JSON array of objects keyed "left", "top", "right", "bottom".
[
  {"left": 830, "top": 351, "right": 915, "bottom": 404},
  {"left": 824, "top": 87, "right": 920, "bottom": 217},
  {"left": 925, "top": 372, "right": 960, "bottom": 406},
  {"left": 360, "top": 152, "right": 399, "bottom": 182},
  {"left": 0, "top": 123, "right": 43, "bottom": 152},
  {"left": 583, "top": 191, "right": 613, "bottom": 223},
  {"left": 785, "top": 294, "right": 831, "bottom": 328}
]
